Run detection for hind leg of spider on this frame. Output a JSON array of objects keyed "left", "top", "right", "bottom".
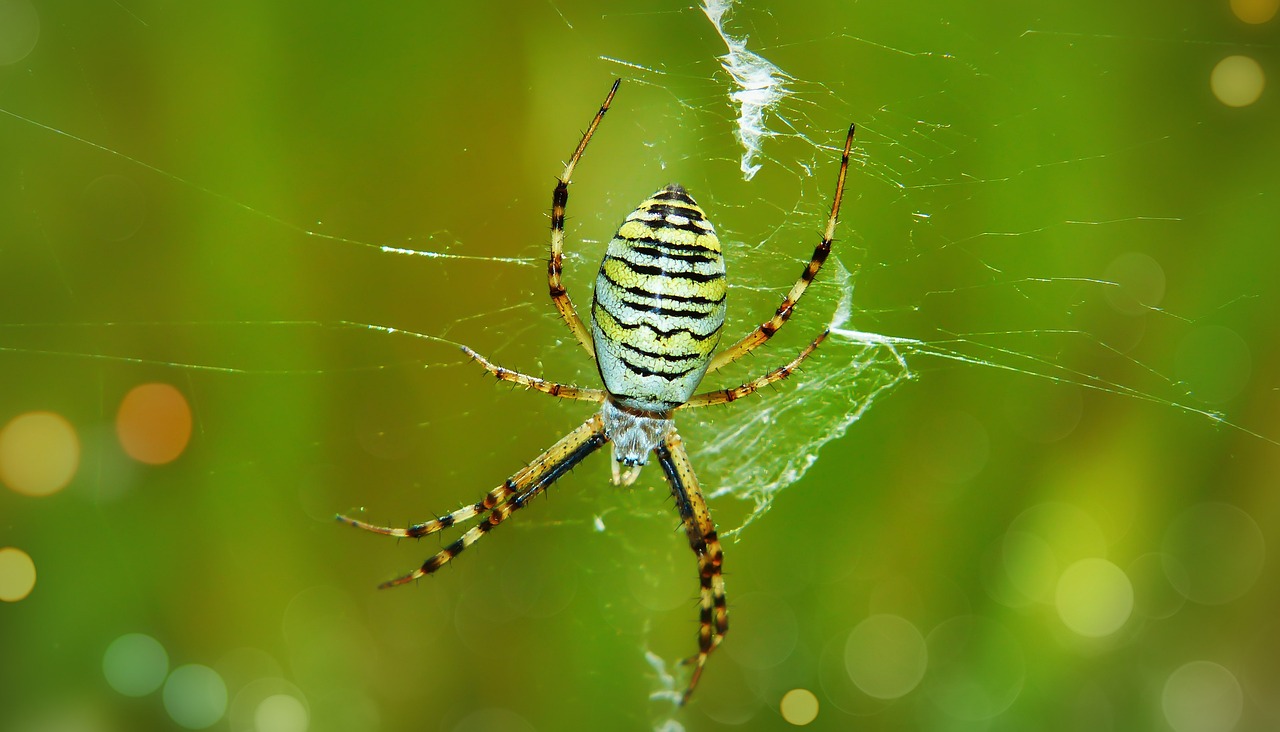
[
  {"left": 337, "top": 414, "right": 607, "bottom": 545},
  {"left": 654, "top": 429, "right": 727, "bottom": 705},
  {"left": 547, "top": 79, "right": 622, "bottom": 357},
  {"left": 682, "top": 330, "right": 829, "bottom": 409},
  {"left": 707, "top": 124, "right": 855, "bottom": 373},
  {"left": 460, "top": 346, "right": 605, "bottom": 402}
]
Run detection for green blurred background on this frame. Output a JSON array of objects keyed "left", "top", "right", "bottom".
[{"left": 2, "top": 1, "right": 1278, "bottom": 730}]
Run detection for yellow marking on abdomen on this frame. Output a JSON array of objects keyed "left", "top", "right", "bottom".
[{"left": 591, "top": 184, "right": 728, "bottom": 411}]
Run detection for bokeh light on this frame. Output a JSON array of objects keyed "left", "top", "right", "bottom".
[
  {"left": 1162, "top": 502, "right": 1265, "bottom": 605},
  {"left": 282, "top": 586, "right": 376, "bottom": 695},
  {"left": 1, "top": 4, "right": 1277, "bottom": 731},
  {"left": 215, "top": 647, "right": 284, "bottom": 695},
  {"left": 0, "top": 0, "right": 39, "bottom": 65},
  {"left": 1162, "top": 661, "right": 1244, "bottom": 732},
  {"left": 163, "top": 664, "right": 227, "bottom": 729},
  {"left": 1230, "top": 0, "right": 1279, "bottom": 23},
  {"left": 779, "top": 688, "right": 819, "bottom": 725},
  {"left": 0, "top": 411, "right": 80, "bottom": 496},
  {"left": 255, "top": 693, "right": 309, "bottom": 732},
  {"left": 722, "top": 592, "right": 799, "bottom": 669},
  {"left": 626, "top": 555, "right": 689, "bottom": 613},
  {"left": 0, "top": 546, "right": 36, "bottom": 602},
  {"left": 998, "top": 530, "right": 1059, "bottom": 605},
  {"left": 1103, "top": 252, "right": 1166, "bottom": 316},
  {"left": 116, "top": 383, "right": 193, "bottom": 465},
  {"left": 227, "top": 676, "right": 309, "bottom": 732},
  {"left": 103, "top": 633, "right": 169, "bottom": 697},
  {"left": 818, "top": 630, "right": 888, "bottom": 717},
  {"left": 924, "top": 616, "right": 1025, "bottom": 721},
  {"left": 994, "top": 503, "right": 1109, "bottom": 607},
  {"left": 1054, "top": 558, "right": 1134, "bottom": 637},
  {"left": 844, "top": 614, "right": 928, "bottom": 699},
  {"left": 1210, "top": 55, "right": 1265, "bottom": 107},
  {"left": 698, "top": 660, "right": 766, "bottom": 725}
]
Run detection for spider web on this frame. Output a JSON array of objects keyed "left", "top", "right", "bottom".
[
  {"left": 2, "top": 0, "right": 1265, "bottom": 527},
  {"left": 1, "top": 1, "right": 1276, "bottom": 730}
]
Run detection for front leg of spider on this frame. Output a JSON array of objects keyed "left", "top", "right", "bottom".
[{"left": 339, "top": 79, "right": 855, "bottom": 707}]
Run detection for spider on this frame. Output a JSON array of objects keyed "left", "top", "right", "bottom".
[{"left": 338, "top": 79, "right": 855, "bottom": 704}]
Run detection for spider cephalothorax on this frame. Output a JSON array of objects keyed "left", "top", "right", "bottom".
[
  {"left": 599, "top": 399, "right": 671, "bottom": 477},
  {"left": 339, "top": 79, "right": 855, "bottom": 704}
]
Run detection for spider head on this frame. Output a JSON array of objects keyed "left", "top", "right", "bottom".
[{"left": 601, "top": 399, "right": 672, "bottom": 484}]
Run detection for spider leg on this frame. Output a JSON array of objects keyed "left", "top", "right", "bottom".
[
  {"left": 680, "top": 330, "right": 829, "bottom": 409},
  {"left": 341, "top": 414, "right": 608, "bottom": 588},
  {"left": 548, "top": 79, "right": 622, "bottom": 358},
  {"left": 461, "top": 346, "right": 606, "bottom": 402},
  {"left": 337, "top": 484, "right": 508, "bottom": 539},
  {"left": 707, "top": 124, "right": 855, "bottom": 373},
  {"left": 653, "top": 429, "right": 727, "bottom": 706}
]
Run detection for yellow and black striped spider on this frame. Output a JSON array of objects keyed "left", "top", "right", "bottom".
[{"left": 338, "top": 80, "right": 855, "bottom": 704}]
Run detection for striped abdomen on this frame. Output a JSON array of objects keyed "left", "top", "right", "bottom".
[{"left": 591, "top": 184, "right": 726, "bottom": 412}]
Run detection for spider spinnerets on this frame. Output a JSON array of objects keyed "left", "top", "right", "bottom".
[{"left": 338, "top": 79, "right": 856, "bottom": 705}]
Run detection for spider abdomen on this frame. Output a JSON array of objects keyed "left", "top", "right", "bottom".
[{"left": 591, "top": 184, "right": 727, "bottom": 412}]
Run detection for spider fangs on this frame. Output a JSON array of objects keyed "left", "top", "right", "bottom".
[{"left": 338, "top": 79, "right": 855, "bottom": 705}]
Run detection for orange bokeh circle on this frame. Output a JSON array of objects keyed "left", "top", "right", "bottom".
[{"left": 116, "top": 383, "right": 193, "bottom": 465}]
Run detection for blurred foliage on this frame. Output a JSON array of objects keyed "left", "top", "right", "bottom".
[{"left": 1, "top": 1, "right": 1277, "bottom": 731}]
